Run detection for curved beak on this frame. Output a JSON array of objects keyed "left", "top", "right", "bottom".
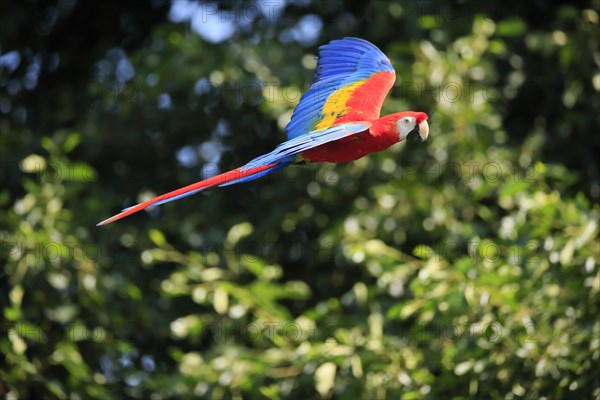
[
  {"left": 405, "top": 119, "right": 429, "bottom": 142},
  {"left": 418, "top": 120, "right": 429, "bottom": 142}
]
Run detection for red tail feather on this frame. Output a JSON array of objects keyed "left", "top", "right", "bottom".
[{"left": 97, "top": 163, "right": 279, "bottom": 226}]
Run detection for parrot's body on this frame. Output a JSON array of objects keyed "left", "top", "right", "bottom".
[{"left": 98, "top": 37, "right": 429, "bottom": 226}]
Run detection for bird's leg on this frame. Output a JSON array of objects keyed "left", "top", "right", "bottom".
[{"left": 293, "top": 160, "right": 311, "bottom": 167}]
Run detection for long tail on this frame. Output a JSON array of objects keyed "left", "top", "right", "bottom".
[{"left": 97, "top": 162, "right": 282, "bottom": 226}]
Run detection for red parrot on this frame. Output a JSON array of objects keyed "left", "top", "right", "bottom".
[{"left": 97, "top": 37, "right": 429, "bottom": 226}]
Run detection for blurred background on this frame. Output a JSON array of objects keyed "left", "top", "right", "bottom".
[{"left": 1, "top": 0, "right": 599, "bottom": 398}]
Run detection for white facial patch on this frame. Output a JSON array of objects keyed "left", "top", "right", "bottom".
[{"left": 397, "top": 116, "right": 417, "bottom": 140}]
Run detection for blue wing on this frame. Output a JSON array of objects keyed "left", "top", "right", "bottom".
[
  {"left": 285, "top": 37, "right": 395, "bottom": 140},
  {"left": 241, "top": 121, "right": 371, "bottom": 171},
  {"left": 152, "top": 122, "right": 370, "bottom": 203}
]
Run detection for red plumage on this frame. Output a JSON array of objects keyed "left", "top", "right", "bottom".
[{"left": 302, "top": 111, "right": 428, "bottom": 163}]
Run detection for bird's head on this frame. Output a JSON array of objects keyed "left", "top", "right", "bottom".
[{"left": 394, "top": 111, "right": 429, "bottom": 142}]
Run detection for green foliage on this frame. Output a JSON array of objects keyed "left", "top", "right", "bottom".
[{"left": 1, "top": 1, "right": 599, "bottom": 399}]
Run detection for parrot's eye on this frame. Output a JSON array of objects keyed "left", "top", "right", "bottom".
[{"left": 400, "top": 117, "right": 415, "bottom": 126}]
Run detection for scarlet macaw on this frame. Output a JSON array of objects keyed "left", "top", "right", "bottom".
[{"left": 98, "top": 37, "right": 429, "bottom": 226}]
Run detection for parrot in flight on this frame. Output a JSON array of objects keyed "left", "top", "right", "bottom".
[{"left": 97, "top": 37, "right": 429, "bottom": 226}]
